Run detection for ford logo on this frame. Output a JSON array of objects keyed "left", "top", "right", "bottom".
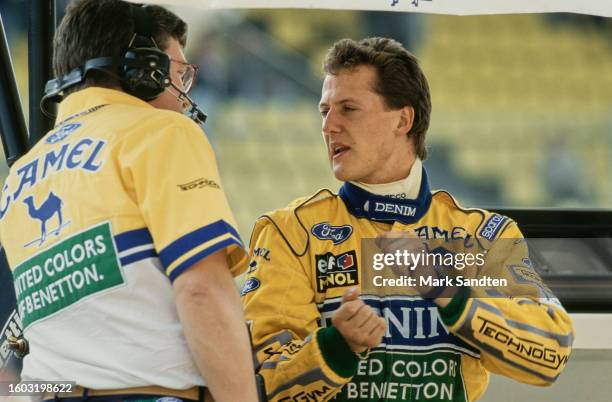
[
  {"left": 45, "top": 123, "right": 82, "bottom": 144},
  {"left": 241, "top": 277, "right": 261, "bottom": 296},
  {"left": 311, "top": 222, "right": 353, "bottom": 246}
]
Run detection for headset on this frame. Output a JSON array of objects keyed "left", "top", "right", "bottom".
[{"left": 42, "top": 3, "right": 207, "bottom": 124}]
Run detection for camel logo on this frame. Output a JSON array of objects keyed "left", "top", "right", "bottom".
[{"left": 22, "top": 192, "right": 71, "bottom": 247}]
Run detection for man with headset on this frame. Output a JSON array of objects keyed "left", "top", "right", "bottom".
[{"left": 0, "top": 0, "right": 258, "bottom": 401}]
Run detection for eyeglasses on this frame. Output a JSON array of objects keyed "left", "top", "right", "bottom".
[{"left": 170, "top": 58, "right": 198, "bottom": 93}]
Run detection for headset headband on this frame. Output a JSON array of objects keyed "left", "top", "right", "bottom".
[
  {"left": 42, "top": 3, "right": 162, "bottom": 106},
  {"left": 130, "top": 4, "right": 156, "bottom": 47}
]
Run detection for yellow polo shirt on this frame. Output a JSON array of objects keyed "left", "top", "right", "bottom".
[{"left": 0, "top": 87, "right": 245, "bottom": 388}]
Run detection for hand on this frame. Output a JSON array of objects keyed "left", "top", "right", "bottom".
[
  {"left": 331, "top": 287, "right": 387, "bottom": 353},
  {"left": 375, "top": 230, "right": 435, "bottom": 278},
  {"left": 375, "top": 231, "right": 455, "bottom": 305},
  {"left": 375, "top": 231, "right": 428, "bottom": 267}
]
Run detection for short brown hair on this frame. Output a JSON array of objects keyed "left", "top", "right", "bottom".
[
  {"left": 323, "top": 37, "right": 431, "bottom": 160},
  {"left": 53, "top": 0, "right": 187, "bottom": 93}
]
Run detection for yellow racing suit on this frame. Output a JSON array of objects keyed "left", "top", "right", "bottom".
[{"left": 242, "top": 168, "right": 574, "bottom": 402}]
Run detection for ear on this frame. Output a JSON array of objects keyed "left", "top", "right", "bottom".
[{"left": 396, "top": 106, "right": 415, "bottom": 137}]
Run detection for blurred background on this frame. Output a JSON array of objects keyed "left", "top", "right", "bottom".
[
  {"left": 0, "top": 0, "right": 610, "bottom": 241},
  {"left": 0, "top": 2, "right": 611, "bottom": 400}
]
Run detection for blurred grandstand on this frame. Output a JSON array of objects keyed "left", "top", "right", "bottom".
[{"left": 0, "top": 3, "right": 610, "bottom": 240}]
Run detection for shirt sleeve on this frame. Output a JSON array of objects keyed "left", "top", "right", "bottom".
[
  {"left": 242, "top": 217, "right": 359, "bottom": 402},
  {"left": 438, "top": 220, "right": 574, "bottom": 386},
  {"left": 119, "top": 116, "right": 246, "bottom": 281}
]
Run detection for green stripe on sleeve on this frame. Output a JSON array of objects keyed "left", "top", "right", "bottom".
[
  {"left": 438, "top": 288, "right": 469, "bottom": 327},
  {"left": 316, "top": 326, "right": 359, "bottom": 378}
]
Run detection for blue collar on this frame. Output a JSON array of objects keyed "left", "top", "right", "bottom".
[{"left": 338, "top": 167, "right": 432, "bottom": 224}]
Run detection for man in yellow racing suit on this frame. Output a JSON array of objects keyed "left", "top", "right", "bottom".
[{"left": 241, "top": 37, "right": 574, "bottom": 402}]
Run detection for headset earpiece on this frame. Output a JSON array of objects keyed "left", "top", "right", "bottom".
[
  {"left": 119, "top": 5, "right": 170, "bottom": 100},
  {"left": 122, "top": 47, "right": 170, "bottom": 101}
]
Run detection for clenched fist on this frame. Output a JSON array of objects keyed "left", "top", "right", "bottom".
[
  {"left": 375, "top": 231, "right": 457, "bottom": 305},
  {"left": 331, "top": 287, "right": 387, "bottom": 353}
]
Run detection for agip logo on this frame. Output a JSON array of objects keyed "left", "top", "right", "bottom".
[{"left": 315, "top": 250, "right": 358, "bottom": 292}]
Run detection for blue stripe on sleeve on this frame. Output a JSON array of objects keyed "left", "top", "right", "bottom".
[
  {"left": 168, "top": 237, "right": 241, "bottom": 282},
  {"left": 159, "top": 220, "right": 243, "bottom": 270},
  {"left": 115, "top": 228, "right": 153, "bottom": 252},
  {"left": 120, "top": 249, "right": 158, "bottom": 266}
]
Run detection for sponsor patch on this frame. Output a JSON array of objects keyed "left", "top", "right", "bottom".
[
  {"left": 22, "top": 192, "right": 71, "bottom": 248},
  {"left": 177, "top": 177, "right": 220, "bottom": 191},
  {"left": 311, "top": 222, "right": 353, "bottom": 245},
  {"left": 315, "top": 250, "right": 358, "bottom": 292},
  {"left": 13, "top": 222, "right": 125, "bottom": 330},
  {"left": 479, "top": 214, "right": 508, "bottom": 241},
  {"left": 476, "top": 315, "right": 569, "bottom": 370},
  {"left": 342, "top": 353, "right": 465, "bottom": 401},
  {"left": 45, "top": 123, "right": 81, "bottom": 144},
  {"left": 246, "top": 260, "right": 258, "bottom": 274},
  {"left": 0, "top": 138, "right": 106, "bottom": 222},
  {"left": 252, "top": 247, "right": 271, "bottom": 261},
  {"left": 508, "top": 265, "right": 544, "bottom": 285},
  {"left": 372, "top": 201, "right": 416, "bottom": 217},
  {"left": 0, "top": 309, "right": 22, "bottom": 369},
  {"left": 247, "top": 247, "right": 271, "bottom": 274},
  {"left": 156, "top": 398, "right": 183, "bottom": 402},
  {"left": 286, "top": 385, "right": 331, "bottom": 401},
  {"left": 241, "top": 277, "right": 260, "bottom": 296}
]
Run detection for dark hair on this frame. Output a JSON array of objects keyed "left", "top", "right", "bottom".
[
  {"left": 53, "top": 0, "right": 187, "bottom": 94},
  {"left": 323, "top": 37, "right": 431, "bottom": 160}
]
